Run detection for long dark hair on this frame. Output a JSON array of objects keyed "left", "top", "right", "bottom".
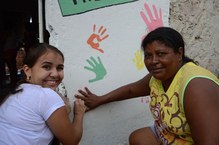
[
  {"left": 141, "top": 27, "right": 196, "bottom": 64},
  {"left": 0, "top": 43, "right": 64, "bottom": 105}
]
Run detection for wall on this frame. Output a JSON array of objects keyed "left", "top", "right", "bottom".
[
  {"left": 169, "top": 0, "right": 219, "bottom": 76},
  {"left": 45, "top": 0, "right": 218, "bottom": 145}
]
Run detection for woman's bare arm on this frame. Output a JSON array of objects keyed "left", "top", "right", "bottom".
[
  {"left": 47, "top": 99, "right": 86, "bottom": 145},
  {"left": 75, "top": 73, "right": 152, "bottom": 109},
  {"left": 184, "top": 78, "right": 219, "bottom": 145}
]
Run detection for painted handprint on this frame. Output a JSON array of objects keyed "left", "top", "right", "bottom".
[
  {"left": 132, "top": 49, "right": 144, "bottom": 70},
  {"left": 140, "top": 3, "right": 163, "bottom": 38},
  {"left": 87, "top": 24, "right": 109, "bottom": 53},
  {"left": 84, "top": 56, "right": 107, "bottom": 83}
]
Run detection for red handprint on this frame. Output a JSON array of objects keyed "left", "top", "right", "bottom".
[
  {"left": 87, "top": 24, "right": 109, "bottom": 53},
  {"left": 140, "top": 3, "right": 163, "bottom": 38}
]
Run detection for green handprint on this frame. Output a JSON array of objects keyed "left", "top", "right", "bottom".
[
  {"left": 132, "top": 49, "right": 145, "bottom": 70},
  {"left": 84, "top": 56, "right": 107, "bottom": 83}
]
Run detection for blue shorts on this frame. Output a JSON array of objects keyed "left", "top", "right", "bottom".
[{"left": 150, "top": 125, "right": 158, "bottom": 139}]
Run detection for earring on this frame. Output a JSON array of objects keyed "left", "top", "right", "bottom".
[{"left": 27, "top": 76, "right": 31, "bottom": 80}]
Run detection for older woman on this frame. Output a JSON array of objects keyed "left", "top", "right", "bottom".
[{"left": 75, "top": 27, "right": 219, "bottom": 145}]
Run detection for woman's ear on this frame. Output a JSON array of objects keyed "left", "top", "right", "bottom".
[
  {"left": 178, "top": 47, "right": 183, "bottom": 61},
  {"left": 23, "top": 65, "right": 31, "bottom": 79}
]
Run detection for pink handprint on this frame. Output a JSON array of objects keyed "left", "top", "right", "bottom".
[
  {"left": 87, "top": 24, "right": 109, "bottom": 53},
  {"left": 140, "top": 3, "right": 163, "bottom": 38}
]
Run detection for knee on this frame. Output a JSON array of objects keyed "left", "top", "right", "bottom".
[
  {"left": 129, "top": 129, "right": 143, "bottom": 145},
  {"left": 129, "top": 127, "right": 158, "bottom": 145}
]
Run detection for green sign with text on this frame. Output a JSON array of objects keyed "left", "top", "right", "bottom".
[{"left": 58, "top": 0, "right": 138, "bottom": 16}]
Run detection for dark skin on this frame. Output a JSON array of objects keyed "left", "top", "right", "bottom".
[
  {"left": 75, "top": 40, "right": 219, "bottom": 145},
  {"left": 184, "top": 78, "right": 219, "bottom": 145}
]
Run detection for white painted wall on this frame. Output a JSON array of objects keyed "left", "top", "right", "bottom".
[{"left": 45, "top": 0, "right": 170, "bottom": 144}]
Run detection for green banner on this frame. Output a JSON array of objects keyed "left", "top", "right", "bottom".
[{"left": 58, "top": 0, "right": 138, "bottom": 16}]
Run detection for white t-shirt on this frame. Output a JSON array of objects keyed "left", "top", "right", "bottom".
[{"left": 0, "top": 83, "right": 65, "bottom": 145}]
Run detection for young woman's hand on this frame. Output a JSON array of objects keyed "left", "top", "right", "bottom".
[{"left": 73, "top": 99, "right": 86, "bottom": 116}]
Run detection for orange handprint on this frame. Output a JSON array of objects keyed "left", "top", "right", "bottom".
[{"left": 87, "top": 24, "right": 109, "bottom": 53}]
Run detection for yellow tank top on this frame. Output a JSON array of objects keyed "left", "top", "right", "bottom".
[{"left": 149, "top": 62, "right": 219, "bottom": 145}]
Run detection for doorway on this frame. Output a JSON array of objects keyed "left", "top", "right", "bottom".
[{"left": 0, "top": 0, "right": 40, "bottom": 85}]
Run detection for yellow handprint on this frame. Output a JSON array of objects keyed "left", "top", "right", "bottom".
[{"left": 132, "top": 49, "right": 145, "bottom": 70}]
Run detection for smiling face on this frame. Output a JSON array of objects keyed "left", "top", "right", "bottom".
[
  {"left": 23, "top": 49, "right": 64, "bottom": 90},
  {"left": 144, "top": 40, "right": 183, "bottom": 83}
]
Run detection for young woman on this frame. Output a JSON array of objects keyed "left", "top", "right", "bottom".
[
  {"left": 75, "top": 27, "right": 219, "bottom": 145},
  {"left": 0, "top": 43, "right": 86, "bottom": 145}
]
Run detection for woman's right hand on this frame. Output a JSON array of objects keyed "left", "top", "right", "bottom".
[
  {"left": 74, "top": 99, "right": 86, "bottom": 116},
  {"left": 74, "top": 87, "right": 102, "bottom": 111}
]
